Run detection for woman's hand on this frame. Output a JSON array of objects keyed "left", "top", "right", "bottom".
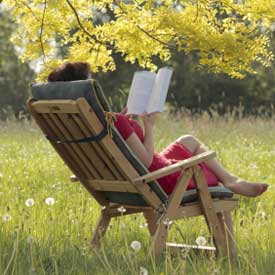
[
  {"left": 141, "top": 113, "right": 159, "bottom": 130},
  {"left": 119, "top": 107, "right": 132, "bottom": 119}
]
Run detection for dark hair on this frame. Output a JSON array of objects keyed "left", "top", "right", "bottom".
[{"left": 47, "top": 62, "right": 91, "bottom": 82}]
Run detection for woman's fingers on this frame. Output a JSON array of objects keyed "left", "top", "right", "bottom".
[{"left": 120, "top": 107, "right": 128, "bottom": 114}]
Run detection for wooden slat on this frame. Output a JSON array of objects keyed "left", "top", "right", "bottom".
[
  {"left": 76, "top": 98, "right": 165, "bottom": 210},
  {"left": 28, "top": 100, "right": 84, "bottom": 179},
  {"left": 57, "top": 113, "right": 103, "bottom": 179},
  {"left": 46, "top": 113, "right": 94, "bottom": 179},
  {"left": 132, "top": 151, "right": 216, "bottom": 183},
  {"left": 31, "top": 100, "right": 79, "bottom": 113},
  {"left": 167, "top": 243, "right": 216, "bottom": 257},
  {"left": 76, "top": 98, "right": 143, "bottom": 179},
  {"left": 28, "top": 99, "right": 108, "bottom": 205},
  {"left": 166, "top": 242, "right": 216, "bottom": 251},
  {"left": 88, "top": 180, "right": 138, "bottom": 193},
  {"left": 174, "top": 199, "right": 238, "bottom": 219},
  {"left": 42, "top": 113, "right": 91, "bottom": 179},
  {"left": 72, "top": 113, "right": 124, "bottom": 180}
]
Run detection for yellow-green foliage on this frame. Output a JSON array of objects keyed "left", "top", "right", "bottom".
[{"left": 3, "top": 0, "right": 275, "bottom": 79}]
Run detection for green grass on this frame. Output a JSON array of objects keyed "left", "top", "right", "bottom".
[{"left": 1, "top": 114, "right": 275, "bottom": 275}]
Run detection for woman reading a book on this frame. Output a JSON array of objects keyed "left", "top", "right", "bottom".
[{"left": 48, "top": 62, "right": 268, "bottom": 197}]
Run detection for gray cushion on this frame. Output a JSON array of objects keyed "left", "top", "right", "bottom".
[{"left": 182, "top": 186, "right": 233, "bottom": 204}]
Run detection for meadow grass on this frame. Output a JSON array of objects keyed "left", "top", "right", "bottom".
[{"left": 0, "top": 114, "right": 275, "bottom": 275}]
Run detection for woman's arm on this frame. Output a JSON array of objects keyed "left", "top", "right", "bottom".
[{"left": 125, "top": 113, "right": 158, "bottom": 168}]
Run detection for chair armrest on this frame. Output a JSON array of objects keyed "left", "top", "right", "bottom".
[{"left": 132, "top": 151, "right": 216, "bottom": 183}]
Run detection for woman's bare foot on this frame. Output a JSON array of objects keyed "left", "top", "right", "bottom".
[{"left": 222, "top": 177, "right": 269, "bottom": 197}]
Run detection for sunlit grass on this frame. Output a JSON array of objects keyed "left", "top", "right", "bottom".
[{"left": 1, "top": 114, "right": 275, "bottom": 274}]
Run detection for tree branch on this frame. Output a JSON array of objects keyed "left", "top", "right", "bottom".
[
  {"left": 39, "top": 0, "right": 47, "bottom": 60},
  {"left": 115, "top": 1, "right": 177, "bottom": 49},
  {"left": 65, "top": 0, "right": 114, "bottom": 50},
  {"left": 136, "top": 25, "right": 177, "bottom": 49},
  {"left": 18, "top": 0, "right": 39, "bottom": 21}
]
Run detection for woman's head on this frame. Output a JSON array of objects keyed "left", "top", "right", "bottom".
[{"left": 47, "top": 62, "right": 91, "bottom": 82}]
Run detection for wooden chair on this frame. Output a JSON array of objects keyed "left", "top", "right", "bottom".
[{"left": 28, "top": 79, "right": 238, "bottom": 259}]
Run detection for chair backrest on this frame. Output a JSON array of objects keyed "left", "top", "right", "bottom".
[{"left": 30, "top": 79, "right": 167, "bottom": 208}]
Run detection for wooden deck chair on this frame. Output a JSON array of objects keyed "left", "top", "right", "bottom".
[{"left": 28, "top": 79, "right": 238, "bottom": 259}]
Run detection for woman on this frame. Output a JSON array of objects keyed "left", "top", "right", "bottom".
[{"left": 48, "top": 62, "right": 268, "bottom": 197}]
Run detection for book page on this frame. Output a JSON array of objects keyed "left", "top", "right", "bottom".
[
  {"left": 146, "top": 67, "right": 173, "bottom": 114},
  {"left": 126, "top": 71, "right": 156, "bottom": 115}
]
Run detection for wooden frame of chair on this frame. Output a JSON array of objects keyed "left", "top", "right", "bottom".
[{"left": 28, "top": 97, "right": 237, "bottom": 259}]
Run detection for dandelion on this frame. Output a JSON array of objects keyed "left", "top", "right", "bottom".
[
  {"left": 25, "top": 198, "right": 35, "bottom": 207},
  {"left": 130, "top": 240, "right": 142, "bottom": 251},
  {"left": 195, "top": 236, "right": 207, "bottom": 246},
  {"left": 139, "top": 223, "right": 148, "bottom": 228},
  {"left": 258, "top": 211, "right": 266, "bottom": 219},
  {"left": 45, "top": 197, "right": 55, "bottom": 205},
  {"left": 163, "top": 218, "right": 173, "bottom": 227},
  {"left": 140, "top": 266, "right": 148, "bottom": 275},
  {"left": 117, "top": 206, "right": 126, "bottom": 213},
  {"left": 3, "top": 214, "right": 11, "bottom": 222}
]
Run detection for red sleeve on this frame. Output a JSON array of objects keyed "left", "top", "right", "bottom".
[{"left": 114, "top": 113, "right": 134, "bottom": 140}]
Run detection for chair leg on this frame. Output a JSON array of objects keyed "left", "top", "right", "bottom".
[
  {"left": 151, "top": 221, "right": 169, "bottom": 258},
  {"left": 143, "top": 210, "right": 158, "bottom": 237},
  {"left": 217, "top": 211, "right": 236, "bottom": 260},
  {"left": 192, "top": 166, "right": 227, "bottom": 256},
  {"left": 91, "top": 208, "right": 111, "bottom": 247}
]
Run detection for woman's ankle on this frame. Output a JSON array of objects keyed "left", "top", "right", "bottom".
[{"left": 221, "top": 175, "right": 239, "bottom": 186}]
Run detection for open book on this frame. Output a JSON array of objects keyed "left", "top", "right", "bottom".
[{"left": 126, "top": 67, "right": 173, "bottom": 115}]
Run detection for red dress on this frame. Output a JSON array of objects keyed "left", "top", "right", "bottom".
[{"left": 114, "top": 113, "right": 218, "bottom": 194}]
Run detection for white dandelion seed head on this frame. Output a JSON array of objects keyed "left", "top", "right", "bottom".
[
  {"left": 25, "top": 198, "right": 35, "bottom": 207},
  {"left": 140, "top": 266, "right": 148, "bottom": 275},
  {"left": 195, "top": 236, "right": 207, "bottom": 246},
  {"left": 163, "top": 218, "right": 173, "bottom": 226},
  {"left": 3, "top": 214, "right": 11, "bottom": 222},
  {"left": 117, "top": 206, "right": 126, "bottom": 213},
  {"left": 130, "top": 240, "right": 142, "bottom": 251},
  {"left": 45, "top": 197, "right": 55, "bottom": 205},
  {"left": 101, "top": 7, "right": 107, "bottom": 14},
  {"left": 258, "top": 211, "right": 266, "bottom": 219},
  {"left": 139, "top": 223, "right": 148, "bottom": 228}
]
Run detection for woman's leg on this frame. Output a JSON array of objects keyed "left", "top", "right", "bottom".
[{"left": 176, "top": 135, "right": 268, "bottom": 197}]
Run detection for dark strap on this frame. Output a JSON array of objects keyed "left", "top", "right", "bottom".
[{"left": 46, "top": 127, "right": 108, "bottom": 144}]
